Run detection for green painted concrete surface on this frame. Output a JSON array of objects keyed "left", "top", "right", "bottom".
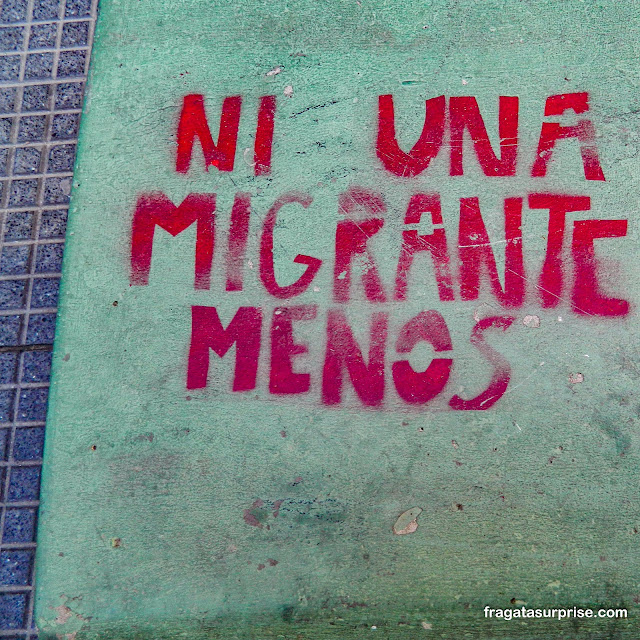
[{"left": 35, "top": 1, "right": 640, "bottom": 637}]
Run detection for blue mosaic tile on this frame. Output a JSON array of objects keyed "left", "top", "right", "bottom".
[
  {"left": 0, "top": 118, "right": 12, "bottom": 144},
  {"left": 0, "top": 86, "right": 17, "bottom": 113},
  {"left": 25, "top": 313, "right": 56, "bottom": 344},
  {"left": 17, "top": 116, "right": 46, "bottom": 143},
  {"left": 39, "top": 209, "right": 67, "bottom": 238},
  {"left": 17, "top": 387, "right": 49, "bottom": 422},
  {"left": 3, "top": 508, "right": 38, "bottom": 544},
  {"left": 0, "top": 27, "right": 25, "bottom": 52},
  {"left": 0, "top": 352, "right": 18, "bottom": 384},
  {"left": 29, "top": 23, "right": 58, "bottom": 50},
  {"left": 0, "top": 0, "right": 29, "bottom": 22},
  {"left": 22, "top": 350, "right": 52, "bottom": 382},
  {"left": 35, "top": 242, "right": 64, "bottom": 273},
  {"left": 0, "top": 315, "right": 22, "bottom": 346},
  {"left": 57, "top": 50, "right": 87, "bottom": 77},
  {"left": 13, "top": 147, "right": 42, "bottom": 175},
  {"left": 0, "top": 280, "right": 27, "bottom": 310},
  {"left": 0, "top": 147, "right": 9, "bottom": 176},
  {"left": 3, "top": 211, "right": 35, "bottom": 241},
  {"left": 51, "top": 112, "right": 80, "bottom": 138},
  {"left": 24, "top": 52, "right": 55, "bottom": 80},
  {"left": 0, "top": 245, "right": 31, "bottom": 275},
  {"left": 55, "top": 81, "right": 84, "bottom": 110},
  {"left": 22, "top": 84, "right": 51, "bottom": 112},
  {"left": 0, "top": 550, "right": 33, "bottom": 586},
  {"left": 30, "top": 277, "right": 60, "bottom": 308},
  {"left": 65, "top": 0, "right": 92, "bottom": 17},
  {"left": 43, "top": 177, "right": 70, "bottom": 204},
  {"left": 0, "top": 593, "right": 27, "bottom": 630},
  {"left": 33, "top": 0, "right": 61, "bottom": 21},
  {"left": 0, "top": 389, "right": 15, "bottom": 423},
  {"left": 7, "top": 466, "right": 41, "bottom": 502},
  {"left": 13, "top": 427, "right": 45, "bottom": 460},
  {"left": 48, "top": 143, "right": 76, "bottom": 172},
  {"left": 0, "top": 56, "right": 20, "bottom": 82},
  {"left": 0, "top": 428, "right": 9, "bottom": 460},
  {"left": 8, "top": 180, "right": 38, "bottom": 208},
  {"left": 61, "top": 21, "right": 89, "bottom": 47}
]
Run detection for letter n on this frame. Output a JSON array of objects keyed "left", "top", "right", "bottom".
[
  {"left": 176, "top": 94, "right": 241, "bottom": 173},
  {"left": 449, "top": 96, "right": 518, "bottom": 176},
  {"left": 322, "top": 310, "right": 387, "bottom": 406}
]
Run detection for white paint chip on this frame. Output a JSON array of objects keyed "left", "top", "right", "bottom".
[
  {"left": 53, "top": 605, "right": 73, "bottom": 626},
  {"left": 284, "top": 85, "right": 294, "bottom": 97},
  {"left": 266, "top": 66, "right": 282, "bottom": 76},
  {"left": 569, "top": 372, "right": 584, "bottom": 384},
  {"left": 393, "top": 507, "right": 423, "bottom": 535},
  {"left": 523, "top": 314, "right": 540, "bottom": 328}
]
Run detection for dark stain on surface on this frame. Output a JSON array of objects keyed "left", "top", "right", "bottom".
[{"left": 243, "top": 499, "right": 265, "bottom": 528}]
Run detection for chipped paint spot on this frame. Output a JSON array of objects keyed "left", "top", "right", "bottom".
[
  {"left": 266, "top": 66, "right": 282, "bottom": 76},
  {"left": 284, "top": 85, "right": 293, "bottom": 97},
  {"left": 53, "top": 605, "right": 73, "bottom": 625},
  {"left": 523, "top": 314, "right": 540, "bottom": 328},
  {"left": 111, "top": 537, "right": 122, "bottom": 548},
  {"left": 452, "top": 439, "right": 459, "bottom": 449},
  {"left": 473, "top": 302, "right": 498, "bottom": 322},
  {"left": 421, "top": 621, "right": 433, "bottom": 630},
  {"left": 392, "top": 506, "right": 422, "bottom": 535},
  {"left": 569, "top": 372, "right": 584, "bottom": 384}
]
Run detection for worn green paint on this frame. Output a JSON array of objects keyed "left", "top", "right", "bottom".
[{"left": 36, "top": 1, "right": 640, "bottom": 638}]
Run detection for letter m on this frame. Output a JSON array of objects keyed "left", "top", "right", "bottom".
[
  {"left": 187, "top": 306, "right": 263, "bottom": 391},
  {"left": 130, "top": 192, "right": 216, "bottom": 289}
]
